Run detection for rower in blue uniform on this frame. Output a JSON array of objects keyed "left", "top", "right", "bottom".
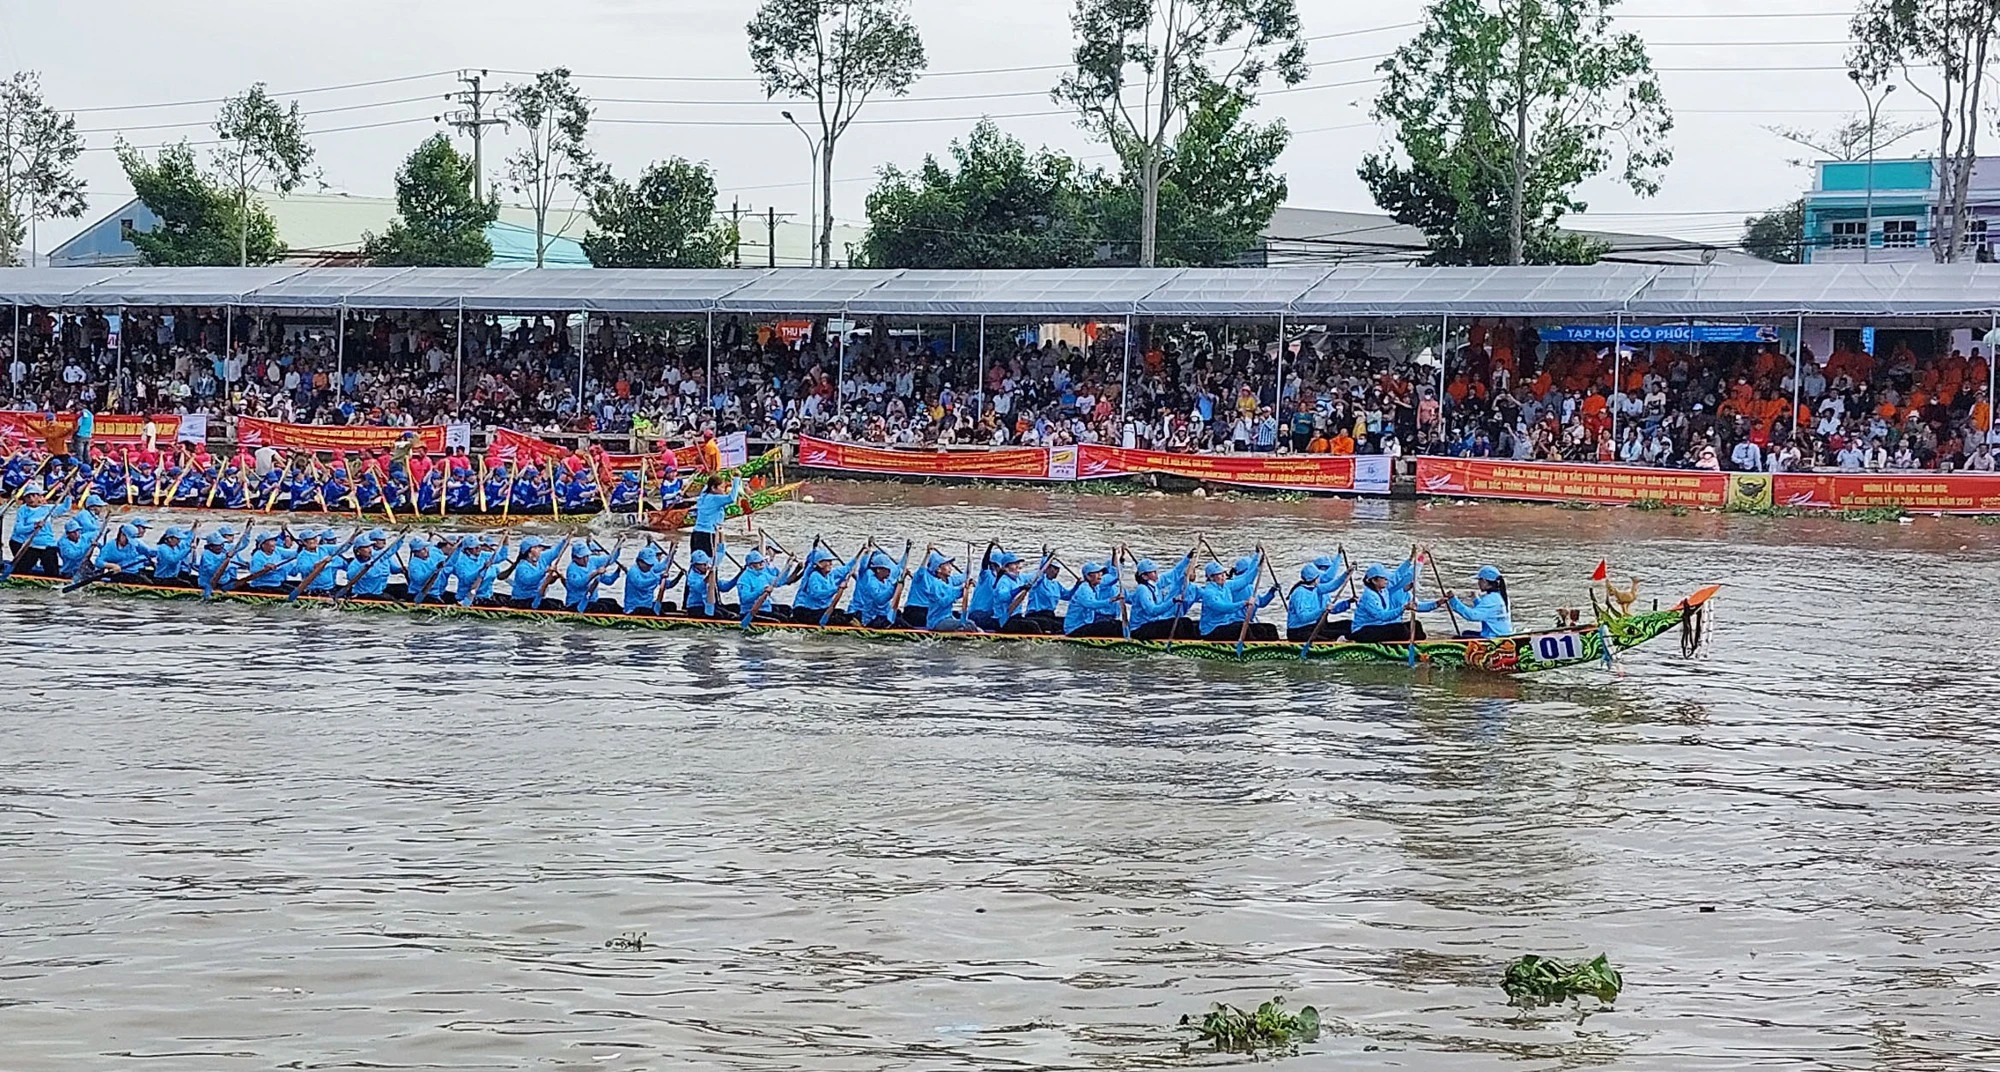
[
  {"left": 8, "top": 486, "right": 63, "bottom": 576},
  {"left": 609, "top": 471, "right": 643, "bottom": 511},
  {"left": 1285, "top": 558, "right": 1355, "bottom": 642},
  {"left": 54, "top": 520, "right": 92, "bottom": 577},
  {"left": 1017, "top": 555, "right": 1065, "bottom": 633},
  {"left": 901, "top": 550, "right": 972, "bottom": 632},
  {"left": 151, "top": 527, "right": 196, "bottom": 585},
  {"left": 1127, "top": 552, "right": 1195, "bottom": 640},
  {"left": 622, "top": 545, "right": 679, "bottom": 615},
  {"left": 847, "top": 548, "right": 904, "bottom": 629},
  {"left": 404, "top": 538, "right": 450, "bottom": 603},
  {"left": 1444, "top": 566, "right": 1514, "bottom": 639},
  {"left": 794, "top": 544, "right": 860, "bottom": 625},
  {"left": 1349, "top": 559, "right": 1438, "bottom": 643},
  {"left": 1187, "top": 559, "right": 1279, "bottom": 641},
  {"left": 242, "top": 532, "right": 297, "bottom": 591},
  {"left": 1060, "top": 561, "right": 1126, "bottom": 637},
  {"left": 681, "top": 549, "right": 738, "bottom": 618}
]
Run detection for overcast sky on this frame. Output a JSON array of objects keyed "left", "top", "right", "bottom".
[{"left": 6, "top": 0, "right": 1914, "bottom": 256}]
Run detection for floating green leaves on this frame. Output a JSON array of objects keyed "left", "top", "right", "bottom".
[
  {"left": 1179, "top": 996, "right": 1322, "bottom": 1054},
  {"left": 1501, "top": 954, "right": 1623, "bottom": 1010}
]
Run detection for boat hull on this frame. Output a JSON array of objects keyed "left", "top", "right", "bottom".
[{"left": 0, "top": 577, "right": 1714, "bottom": 674}]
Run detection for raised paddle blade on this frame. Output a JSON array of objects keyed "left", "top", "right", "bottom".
[{"left": 1677, "top": 584, "right": 1722, "bottom": 610}]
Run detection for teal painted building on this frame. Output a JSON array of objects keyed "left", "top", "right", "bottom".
[{"left": 50, "top": 190, "right": 590, "bottom": 270}]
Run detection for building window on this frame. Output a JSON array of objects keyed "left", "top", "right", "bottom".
[
  {"left": 1831, "top": 221, "right": 1866, "bottom": 249},
  {"left": 1883, "top": 219, "right": 1919, "bottom": 248},
  {"left": 1961, "top": 218, "right": 1989, "bottom": 251}
]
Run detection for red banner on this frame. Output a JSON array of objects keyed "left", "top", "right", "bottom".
[
  {"left": 1773, "top": 471, "right": 2000, "bottom": 514},
  {"left": 797, "top": 435, "right": 1053, "bottom": 480},
  {"left": 1077, "top": 445, "right": 1389, "bottom": 494},
  {"left": 237, "top": 417, "right": 445, "bottom": 454},
  {"left": 1416, "top": 457, "right": 1731, "bottom": 508},
  {"left": 0, "top": 411, "right": 181, "bottom": 447}
]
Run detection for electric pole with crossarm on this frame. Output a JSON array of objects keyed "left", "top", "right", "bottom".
[{"left": 442, "top": 69, "right": 506, "bottom": 202}]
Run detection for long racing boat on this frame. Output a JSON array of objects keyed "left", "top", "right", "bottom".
[{"left": 0, "top": 576, "right": 1717, "bottom": 674}]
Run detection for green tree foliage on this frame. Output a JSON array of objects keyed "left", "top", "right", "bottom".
[
  {"left": 116, "top": 141, "right": 281, "bottom": 266},
  {"left": 583, "top": 157, "right": 733, "bottom": 268},
  {"left": 748, "top": 0, "right": 927, "bottom": 268},
  {"left": 211, "top": 83, "right": 314, "bottom": 266},
  {"left": 862, "top": 120, "right": 1100, "bottom": 269},
  {"left": 362, "top": 134, "right": 498, "bottom": 267},
  {"left": 1742, "top": 199, "right": 1805, "bottom": 264},
  {"left": 1849, "top": 0, "right": 2000, "bottom": 261},
  {"left": 1364, "top": 0, "right": 1670, "bottom": 265},
  {"left": 0, "top": 71, "right": 86, "bottom": 266},
  {"left": 1055, "top": 0, "right": 1307, "bottom": 267},
  {"left": 1097, "top": 85, "right": 1290, "bottom": 266},
  {"left": 501, "top": 68, "right": 602, "bottom": 269}
]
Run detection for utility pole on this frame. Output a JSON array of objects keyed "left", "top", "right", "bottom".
[
  {"left": 765, "top": 206, "right": 795, "bottom": 268},
  {"left": 728, "top": 198, "right": 746, "bottom": 269},
  {"left": 443, "top": 69, "right": 506, "bottom": 203}
]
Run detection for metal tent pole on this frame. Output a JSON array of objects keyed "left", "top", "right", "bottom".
[
  {"left": 705, "top": 310, "right": 716, "bottom": 418},
  {"left": 1275, "top": 313, "right": 1286, "bottom": 427},
  {"left": 1792, "top": 313, "right": 1805, "bottom": 441},
  {"left": 1611, "top": 311, "right": 1623, "bottom": 444},
  {"left": 836, "top": 311, "right": 848, "bottom": 409},
  {"left": 1120, "top": 315, "right": 1133, "bottom": 424},
  {"left": 576, "top": 309, "right": 587, "bottom": 416},
  {"left": 455, "top": 301, "right": 465, "bottom": 410},
  {"left": 334, "top": 302, "right": 345, "bottom": 400},
  {"left": 1990, "top": 312, "right": 1998, "bottom": 438},
  {"left": 225, "top": 303, "right": 233, "bottom": 357},
  {"left": 976, "top": 314, "right": 986, "bottom": 422},
  {"left": 116, "top": 306, "right": 125, "bottom": 407}
]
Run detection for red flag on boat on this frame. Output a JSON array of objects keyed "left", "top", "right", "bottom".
[{"left": 1590, "top": 560, "right": 1608, "bottom": 582}]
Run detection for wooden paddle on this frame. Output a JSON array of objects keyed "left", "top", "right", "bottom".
[
  {"left": 819, "top": 537, "right": 872, "bottom": 626},
  {"left": 1163, "top": 538, "right": 1200, "bottom": 651},
  {"left": 1299, "top": 545, "right": 1350, "bottom": 659},
  {"left": 368, "top": 459, "right": 398, "bottom": 525},
  {"left": 287, "top": 529, "right": 367, "bottom": 602},
  {"left": 1425, "top": 546, "right": 1464, "bottom": 637},
  {"left": 1233, "top": 544, "right": 1264, "bottom": 656}
]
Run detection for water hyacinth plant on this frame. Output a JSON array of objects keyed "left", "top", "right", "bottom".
[
  {"left": 1500, "top": 953, "right": 1623, "bottom": 1010},
  {"left": 1179, "top": 995, "right": 1322, "bottom": 1053}
]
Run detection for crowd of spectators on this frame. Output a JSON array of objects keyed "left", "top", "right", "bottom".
[{"left": 2, "top": 305, "right": 1994, "bottom": 474}]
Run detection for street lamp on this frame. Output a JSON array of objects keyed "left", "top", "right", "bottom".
[
  {"left": 1849, "top": 72, "right": 1896, "bottom": 264},
  {"left": 781, "top": 110, "right": 822, "bottom": 268}
]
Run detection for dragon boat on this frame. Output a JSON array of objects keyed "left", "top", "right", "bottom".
[{"left": 0, "top": 577, "right": 1716, "bottom": 674}]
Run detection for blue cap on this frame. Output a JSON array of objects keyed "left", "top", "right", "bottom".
[
  {"left": 1364, "top": 564, "right": 1389, "bottom": 582},
  {"left": 82, "top": 493, "right": 107, "bottom": 508},
  {"left": 1475, "top": 565, "right": 1503, "bottom": 583},
  {"left": 636, "top": 546, "right": 660, "bottom": 565},
  {"left": 1134, "top": 558, "right": 1157, "bottom": 574},
  {"left": 519, "top": 536, "right": 544, "bottom": 550},
  {"left": 126, "top": 517, "right": 150, "bottom": 529},
  {"left": 204, "top": 532, "right": 226, "bottom": 546},
  {"left": 1083, "top": 560, "right": 1106, "bottom": 575},
  {"left": 572, "top": 543, "right": 591, "bottom": 558},
  {"left": 745, "top": 550, "right": 765, "bottom": 565},
  {"left": 479, "top": 534, "right": 498, "bottom": 547},
  {"left": 690, "top": 550, "right": 712, "bottom": 566},
  {"left": 994, "top": 550, "right": 1019, "bottom": 567},
  {"left": 1313, "top": 555, "right": 1335, "bottom": 571},
  {"left": 1204, "top": 561, "right": 1226, "bottom": 577},
  {"left": 367, "top": 528, "right": 388, "bottom": 542},
  {"left": 62, "top": 520, "right": 81, "bottom": 535},
  {"left": 1233, "top": 556, "right": 1254, "bottom": 574},
  {"left": 216, "top": 525, "right": 238, "bottom": 538},
  {"left": 868, "top": 551, "right": 894, "bottom": 570},
  {"left": 117, "top": 523, "right": 140, "bottom": 538},
  {"left": 257, "top": 531, "right": 280, "bottom": 544},
  {"left": 1301, "top": 564, "right": 1320, "bottom": 582}
]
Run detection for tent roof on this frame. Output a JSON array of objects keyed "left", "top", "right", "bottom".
[
  {"left": 1627, "top": 263, "right": 2000, "bottom": 317},
  {"left": 3, "top": 263, "right": 1998, "bottom": 318},
  {"left": 848, "top": 268, "right": 1187, "bottom": 316}
]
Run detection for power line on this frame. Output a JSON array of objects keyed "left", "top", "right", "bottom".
[
  {"left": 76, "top": 94, "right": 442, "bottom": 135},
  {"left": 78, "top": 115, "right": 436, "bottom": 153},
  {"left": 64, "top": 71, "right": 457, "bottom": 114}
]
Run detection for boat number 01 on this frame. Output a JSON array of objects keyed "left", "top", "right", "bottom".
[{"left": 1536, "top": 633, "right": 1583, "bottom": 661}]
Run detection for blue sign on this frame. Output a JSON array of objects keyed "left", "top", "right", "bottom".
[
  {"left": 1539, "top": 324, "right": 1779, "bottom": 344},
  {"left": 1861, "top": 327, "right": 1876, "bottom": 354}
]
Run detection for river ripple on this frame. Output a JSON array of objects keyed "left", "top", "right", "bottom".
[{"left": 2, "top": 488, "right": 1998, "bottom": 1071}]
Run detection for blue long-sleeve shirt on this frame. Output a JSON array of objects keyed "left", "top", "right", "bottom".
[
  {"left": 344, "top": 543, "right": 402, "bottom": 597},
  {"left": 1024, "top": 573, "right": 1063, "bottom": 615},
  {"left": 508, "top": 545, "right": 562, "bottom": 602},
  {"left": 12, "top": 503, "right": 60, "bottom": 548},
  {"left": 1061, "top": 582, "right": 1121, "bottom": 634},
  {"left": 623, "top": 558, "right": 673, "bottom": 613},
  {"left": 683, "top": 565, "right": 738, "bottom": 616},
  {"left": 1189, "top": 579, "right": 1276, "bottom": 634},
  {"left": 795, "top": 556, "right": 859, "bottom": 612},
  {"left": 691, "top": 478, "right": 743, "bottom": 535},
  {"left": 98, "top": 537, "right": 157, "bottom": 574},
  {"left": 1285, "top": 571, "right": 1351, "bottom": 631},
  {"left": 152, "top": 539, "right": 194, "bottom": 580},
  {"left": 1448, "top": 591, "right": 1514, "bottom": 638},
  {"left": 848, "top": 562, "right": 903, "bottom": 624},
  {"left": 563, "top": 553, "right": 620, "bottom": 609},
  {"left": 1352, "top": 578, "right": 1439, "bottom": 629}
]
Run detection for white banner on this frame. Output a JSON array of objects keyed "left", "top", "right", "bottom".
[
  {"left": 1351, "top": 455, "right": 1393, "bottom": 496},
  {"left": 718, "top": 430, "right": 749, "bottom": 469},
  {"left": 1048, "top": 445, "right": 1077, "bottom": 482},
  {"left": 445, "top": 422, "right": 473, "bottom": 450},
  {"left": 176, "top": 412, "right": 208, "bottom": 443}
]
